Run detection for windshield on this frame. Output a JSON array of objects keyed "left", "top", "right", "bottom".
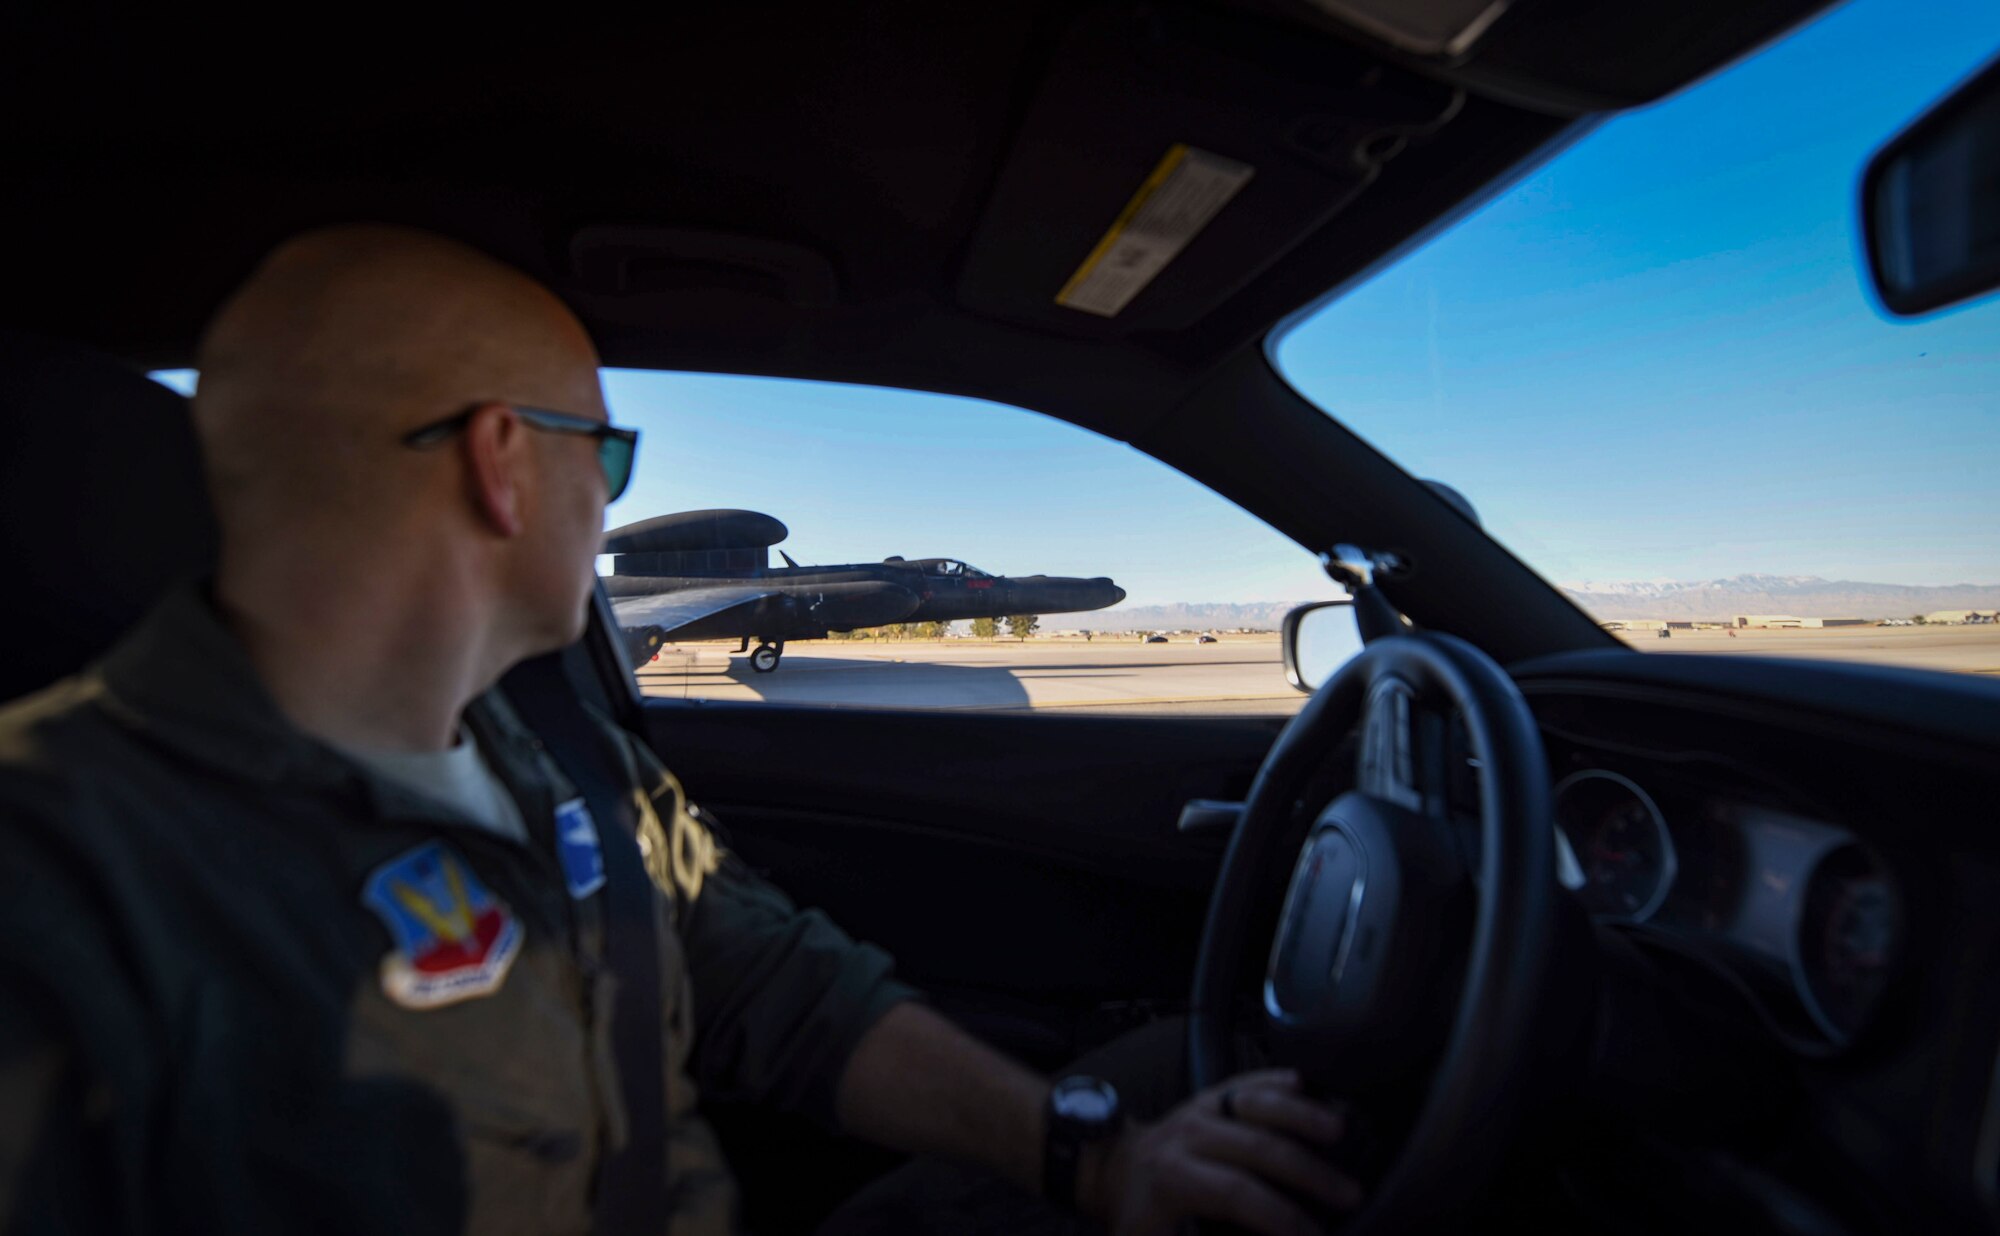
[{"left": 1274, "top": 0, "right": 2000, "bottom": 674}]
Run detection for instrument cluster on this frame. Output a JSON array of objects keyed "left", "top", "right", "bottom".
[{"left": 1553, "top": 769, "right": 1902, "bottom": 1047}]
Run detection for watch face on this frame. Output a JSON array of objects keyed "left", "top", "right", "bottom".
[{"left": 1052, "top": 1078, "right": 1119, "bottom": 1124}]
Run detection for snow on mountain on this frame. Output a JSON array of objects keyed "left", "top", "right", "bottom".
[
  {"left": 1559, "top": 574, "right": 1826, "bottom": 598},
  {"left": 1558, "top": 575, "right": 2000, "bottom": 621},
  {"left": 1084, "top": 601, "right": 1312, "bottom": 631},
  {"left": 1090, "top": 575, "right": 2000, "bottom": 629}
]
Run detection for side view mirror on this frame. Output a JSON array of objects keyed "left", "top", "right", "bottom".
[
  {"left": 1282, "top": 600, "right": 1366, "bottom": 693},
  {"left": 1862, "top": 54, "right": 2000, "bottom": 316}
]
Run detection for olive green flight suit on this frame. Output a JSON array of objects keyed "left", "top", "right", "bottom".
[{"left": 0, "top": 587, "right": 916, "bottom": 1234}]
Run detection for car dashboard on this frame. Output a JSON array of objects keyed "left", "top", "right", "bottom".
[
  {"left": 1546, "top": 763, "right": 1897, "bottom": 1054},
  {"left": 1505, "top": 649, "right": 2000, "bottom": 1232}
]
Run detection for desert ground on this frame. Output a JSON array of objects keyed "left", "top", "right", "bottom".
[
  {"left": 633, "top": 624, "right": 2000, "bottom": 715},
  {"left": 1608, "top": 622, "right": 2000, "bottom": 674}
]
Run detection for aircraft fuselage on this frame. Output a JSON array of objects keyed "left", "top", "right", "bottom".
[
  {"left": 603, "top": 561, "right": 1125, "bottom": 643},
  {"left": 599, "top": 510, "right": 1125, "bottom": 668}
]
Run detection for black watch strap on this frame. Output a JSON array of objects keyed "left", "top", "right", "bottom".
[{"left": 1044, "top": 1076, "right": 1122, "bottom": 1211}]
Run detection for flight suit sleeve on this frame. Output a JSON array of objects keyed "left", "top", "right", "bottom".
[
  {"left": 618, "top": 737, "right": 920, "bottom": 1129},
  {"left": 0, "top": 798, "right": 153, "bottom": 1235},
  {"left": 0, "top": 971, "right": 128, "bottom": 1234}
]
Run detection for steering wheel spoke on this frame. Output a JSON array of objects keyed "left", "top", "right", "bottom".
[{"left": 1357, "top": 676, "right": 1423, "bottom": 810}]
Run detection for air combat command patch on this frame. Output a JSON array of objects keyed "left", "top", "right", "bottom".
[{"left": 362, "top": 841, "right": 523, "bottom": 1009}]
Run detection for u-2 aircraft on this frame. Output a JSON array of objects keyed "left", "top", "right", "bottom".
[{"left": 603, "top": 510, "right": 1126, "bottom": 671}]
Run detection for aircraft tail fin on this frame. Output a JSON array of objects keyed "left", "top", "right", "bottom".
[{"left": 779, "top": 550, "right": 800, "bottom": 569}]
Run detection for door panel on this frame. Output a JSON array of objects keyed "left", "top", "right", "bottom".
[{"left": 641, "top": 698, "right": 1284, "bottom": 1062}]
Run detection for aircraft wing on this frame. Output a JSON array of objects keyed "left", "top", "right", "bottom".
[{"left": 609, "top": 585, "right": 780, "bottom": 635}]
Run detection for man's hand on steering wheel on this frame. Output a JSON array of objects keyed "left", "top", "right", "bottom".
[{"left": 1080, "top": 1068, "right": 1362, "bottom": 1236}]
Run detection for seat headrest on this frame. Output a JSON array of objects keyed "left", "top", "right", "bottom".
[{"left": 0, "top": 332, "right": 217, "bottom": 704}]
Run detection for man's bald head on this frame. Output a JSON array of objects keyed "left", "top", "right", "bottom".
[
  {"left": 193, "top": 225, "right": 604, "bottom": 535},
  {"left": 188, "top": 226, "right": 620, "bottom": 748}
]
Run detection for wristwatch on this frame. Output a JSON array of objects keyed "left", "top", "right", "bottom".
[{"left": 1043, "top": 1075, "right": 1124, "bottom": 1210}]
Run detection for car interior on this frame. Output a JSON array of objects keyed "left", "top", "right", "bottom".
[{"left": 7, "top": 3, "right": 2000, "bottom": 1232}]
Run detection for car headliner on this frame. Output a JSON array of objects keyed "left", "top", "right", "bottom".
[{"left": 2, "top": 1, "right": 1837, "bottom": 662}]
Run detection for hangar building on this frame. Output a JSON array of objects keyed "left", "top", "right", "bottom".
[{"left": 1733, "top": 615, "right": 1870, "bottom": 629}]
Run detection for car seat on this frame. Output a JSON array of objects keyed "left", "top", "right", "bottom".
[
  {"left": 0, "top": 326, "right": 645, "bottom": 710},
  {"left": 0, "top": 331, "right": 217, "bottom": 705}
]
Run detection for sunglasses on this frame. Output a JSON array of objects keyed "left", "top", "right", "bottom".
[{"left": 402, "top": 404, "right": 639, "bottom": 502}]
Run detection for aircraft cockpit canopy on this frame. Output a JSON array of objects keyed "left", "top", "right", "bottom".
[{"left": 888, "top": 557, "right": 995, "bottom": 578}]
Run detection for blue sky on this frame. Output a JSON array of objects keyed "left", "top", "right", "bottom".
[
  {"left": 1275, "top": 0, "right": 2000, "bottom": 588},
  {"left": 160, "top": 0, "right": 2000, "bottom": 604}
]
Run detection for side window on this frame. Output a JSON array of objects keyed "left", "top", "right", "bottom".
[{"left": 603, "top": 371, "right": 1342, "bottom": 716}]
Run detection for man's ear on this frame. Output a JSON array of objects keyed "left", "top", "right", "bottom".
[{"left": 462, "top": 402, "right": 526, "bottom": 537}]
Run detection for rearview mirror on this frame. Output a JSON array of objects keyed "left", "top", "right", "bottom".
[
  {"left": 1282, "top": 600, "right": 1365, "bottom": 693},
  {"left": 1862, "top": 55, "right": 2000, "bottom": 316}
]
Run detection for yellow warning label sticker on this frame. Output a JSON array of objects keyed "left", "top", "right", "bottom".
[{"left": 1055, "top": 144, "right": 1255, "bottom": 318}]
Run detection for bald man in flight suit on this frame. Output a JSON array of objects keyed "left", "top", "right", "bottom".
[{"left": 0, "top": 227, "right": 1356, "bottom": 1236}]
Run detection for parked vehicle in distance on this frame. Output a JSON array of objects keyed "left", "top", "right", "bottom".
[
  {"left": 1144, "top": 634, "right": 1168, "bottom": 644},
  {"left": 1197, "top": 634, "right": 1218, "bottom": 644}
]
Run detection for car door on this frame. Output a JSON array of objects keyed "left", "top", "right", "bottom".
[{"left": 645, "top": 700, "right": 1282, "bottom": 1064}]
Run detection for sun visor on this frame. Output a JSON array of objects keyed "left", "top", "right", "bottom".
[{"left": 955, "top": 6, "right": 1459, "bottom": 339}]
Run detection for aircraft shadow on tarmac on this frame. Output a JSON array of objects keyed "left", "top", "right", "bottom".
[
  {"left": 644, "top": 652, "right": 1035, "bottom": 709},
  {"left": 639, "top": 645, "right": 1296, "bottom": 709}
]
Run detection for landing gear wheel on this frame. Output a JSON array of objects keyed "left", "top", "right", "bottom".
[
  {"left": 1188, "top": 632, "right": 1558, "bottom": 1232},
  {"left": 750, "top": 642, "right": 782, "bottom": 673}
]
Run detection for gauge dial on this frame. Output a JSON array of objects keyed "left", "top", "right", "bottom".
[
  {"left": 1554, "top": 771, "right": 1677, "bottom": 921},
  {"left": 1796, "top": 844, "right": 1899, "bottom": 1042}
]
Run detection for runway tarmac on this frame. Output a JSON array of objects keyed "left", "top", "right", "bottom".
[
  {"left": 635, "top": 626, "right": 2000, "bottom": 715},
  {"left": 635, "top": 637, "right": 1309, "bottom": 715},
  {"left": 1613, "top": 623, "right": 2000, "bottom": 675}
]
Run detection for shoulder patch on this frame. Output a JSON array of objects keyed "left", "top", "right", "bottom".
[{"left": 362, "top": 841, "right": 522, "bottom": 1009}]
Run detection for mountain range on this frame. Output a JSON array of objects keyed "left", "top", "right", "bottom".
[
  {"left": 1067, "top": 600, "right": 1309, "bottom": 631},
  {"left": 1557, "top": 574, "right": 2000, "bottom": 621},
  {"left": 1092, "top": 575, "right": 2000, "bottom": 629}
]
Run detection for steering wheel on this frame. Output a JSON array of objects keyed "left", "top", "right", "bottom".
[{"left": 1189, "top": 630, "right": 1556, "bottom": 1232}]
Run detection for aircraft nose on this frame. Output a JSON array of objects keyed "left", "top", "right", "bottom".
[
  {"left": 1078, "top": 577, "right": 1123, "bottom": 608},
  {"left": 1009, "top": 575, "right": 1124, "bottom": 612}
]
